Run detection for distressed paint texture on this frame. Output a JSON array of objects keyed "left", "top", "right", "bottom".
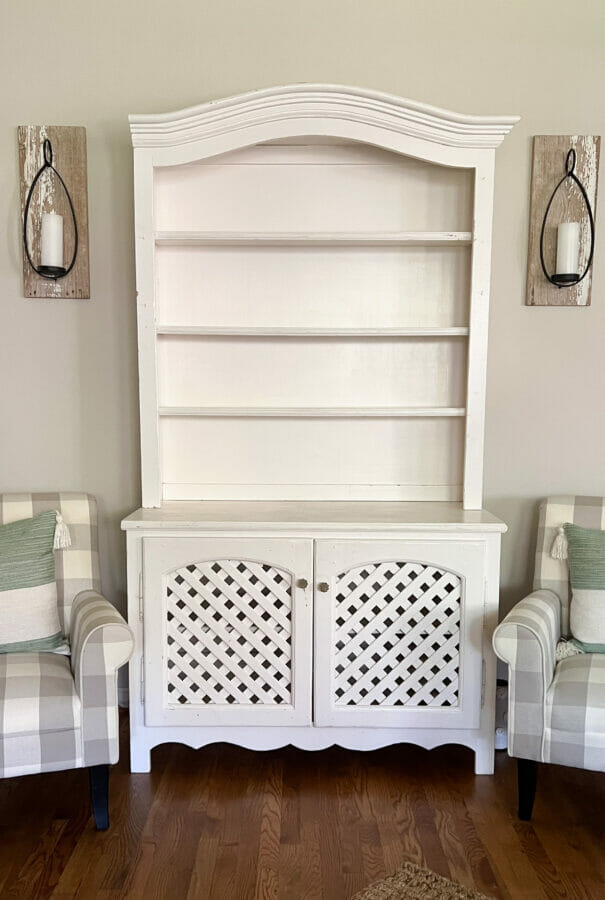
[
  {"left": 18, "top": 125, "right": 90, "bottom": 299},
  {"left": 526, "top": 135, "right": 600, "bottom": 307}
]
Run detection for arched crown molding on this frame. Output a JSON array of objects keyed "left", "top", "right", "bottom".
[{"left": 129, "top": 84, "right": 519, "bottom": 151}]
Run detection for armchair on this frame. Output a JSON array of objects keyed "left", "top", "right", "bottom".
[
  {"left": 493, "top": 496, "right": 605, "bottom": 820},
  {"left": 0, "top": 492, "right": 133, "bottom": 829}
]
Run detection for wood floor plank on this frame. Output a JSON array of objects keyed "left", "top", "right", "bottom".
[
  {"left": 462, "top": 754, "right": 551, "bottom": 900},
  {"left": 253, "top": 755, "right": 283, "bottom": 900},
  {"left": 1, "top": 714, "right": 605, "bottom": 899}
]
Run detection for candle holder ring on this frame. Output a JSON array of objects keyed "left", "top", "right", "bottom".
[
  {"left": 539, "top": 148, "right": 595, "bottom": 288},
  {"left": 22, "top": 138, "right": 79, "bottom": 280}
]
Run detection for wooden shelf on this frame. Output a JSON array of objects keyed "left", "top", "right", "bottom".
[
  {"left": 158, "top": 406, "right": 467, "bottom": 418},
  {"left": 154, "top": 231, "right": 473, "bottom": 247},
  {"left": 156, "top": 326, "right": 470, "bottom": 337}
]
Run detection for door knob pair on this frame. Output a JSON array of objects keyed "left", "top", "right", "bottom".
[{"left": 296, "top": 579, "right": 329, "bottom": 592}]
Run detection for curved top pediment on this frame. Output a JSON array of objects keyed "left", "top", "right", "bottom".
[{"left": 129, "top": 84, "right": 519, "bottom": 152}]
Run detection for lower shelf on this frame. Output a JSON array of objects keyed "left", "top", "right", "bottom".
[{"left": 158, "top": 406, "right": 467, "bottom": 418}]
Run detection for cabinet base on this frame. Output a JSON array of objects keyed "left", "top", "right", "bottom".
[{"left": 129, "top": 724, "right": 495, "bottom": 775}]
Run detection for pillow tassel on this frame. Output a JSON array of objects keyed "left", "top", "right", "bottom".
[
  {"left": 53, "top": 512, "right": 71, "bottom": 550},
  {"left": 551, "top": 525, "right": 568, "bottom": 561}
]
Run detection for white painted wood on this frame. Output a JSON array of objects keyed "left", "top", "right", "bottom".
[
  {"left": 121, "top": 501, "right": 508, "bottom": 532},
  {"left": 159, "top": 417, "right": 464, "bottom": 501},
  {"left": 127, "top": 723, "right": 498, "bottom": 774},
  {"left": 162, "top": 484, "right": 463, "bottom": 502},
  {"left": 463, "top": 154, "right": 495, "bottom": 510},
  {"left": 130, "top": 84, "right": 519, "bottom": 152},
  {"left": 143, "top": 537, "right": 313, "bottom": 727},
  {"left": 156, "top": 326, "right": 470, "bottom": 337},
  {"left": 125, "top": 525, "right": 502, "bottom": 774},
  {"left": 133, "top": 154, "right": 161, "bottom": 507},
  {"left": 158, "top": 407, "right": 467, "bottom": 418},
  {"left": 155, "top": 244, "right": 471, "bottom": 330},
  {"left": 314, "top": 539, "right": 485, "bottom": 729},
  {"left": 157, "top": 337, "right": 467, "bottom": 409},
  {"left": 155, "top": 231, "right": 472, "bottom": 245},
  {"left": 153, "top": 141, "right": 472, "bottom": 233},
  {"left": 126, "top": 85, "right": 516, "bottom": 773}
]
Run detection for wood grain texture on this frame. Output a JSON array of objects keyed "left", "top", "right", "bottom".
[
  {"left": 0, "top": 712, "right": 604, "bottom": 898},
  {"left": 526, "top": 135, "right": 600, "bottom": 306},
  {"left": 18, "top": 125, "right": 90, "bottom": 299}
]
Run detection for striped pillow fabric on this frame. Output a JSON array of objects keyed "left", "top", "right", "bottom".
[
  {"left": 0, "top": 510, "right": 63, "bottom": 653},
  {"left": 564, "top": 523, "right": 605, "bottom": 652}
]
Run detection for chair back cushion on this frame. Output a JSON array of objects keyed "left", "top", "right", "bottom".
[
  {"left": 0, "top": 493, "right": 100, "bottom": 636},
  {"left": 534, "top": 496, "right": 605, "bottom": 637},
  {"left": 0, "top": 510, "right": 64, "bottom": 652}
]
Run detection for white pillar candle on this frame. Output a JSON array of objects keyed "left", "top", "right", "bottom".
[
  {"left": 40, "top": 211, "right": 64, "bottom": 268},
  {"left": 556, "top": 222, "right": 580, "bottom": 275}
]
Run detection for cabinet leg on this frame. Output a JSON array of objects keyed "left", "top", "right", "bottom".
[
  {"left": 89, "top": 764, "right": 109, "bottom": 830},
  {"left": 517, "top": 758, "right": 538, "bottom": 821},
  {"left": 473, "top": 736, "right": 495, "bottom": 775},
  {"left": 130, "top": 742, "right": 152, "bottom": 773}
]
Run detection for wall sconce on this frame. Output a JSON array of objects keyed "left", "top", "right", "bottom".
[
  {"left": 526, "top": 135, "right": 600, "bottom": 307},
  {"left": 18, "top": 125, "right": 89, "bottom": 299},
  {"left": 539, "top": 148, "right": 595, "bottom": 288},
  {"left": 22, "top": 138, "right": 78, "bottom": 280}
]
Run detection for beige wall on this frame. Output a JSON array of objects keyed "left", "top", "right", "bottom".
[{"left": 1, "top": 0, "right": 604, "bottom": 616}]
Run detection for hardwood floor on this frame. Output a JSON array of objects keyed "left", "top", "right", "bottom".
[{"left": 0, "top": 713, "right": 604, "bottom": 899}]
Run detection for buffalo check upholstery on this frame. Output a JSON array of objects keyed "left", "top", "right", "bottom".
[
  {"left": 0, "top": 493, "right": 133, "bottom": 778},
  {"left": 494, "top": 496, "right": 605, "bottom": 771}
]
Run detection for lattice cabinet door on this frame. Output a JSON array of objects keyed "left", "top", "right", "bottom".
[
  {"left": 314, "top": 539, "right": 486, "bottom": 729},
  {"left": 142, "top": 537, "right": 313, "bottom": 726}
]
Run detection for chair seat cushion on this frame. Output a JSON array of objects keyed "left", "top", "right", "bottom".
[
  {"left": 0, "top": 652, "right": 81, "bottom": 736},
  {"left": 545, "top": 654, "right": 605, "bottom": 771}
]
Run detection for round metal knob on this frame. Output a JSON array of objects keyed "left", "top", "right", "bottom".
[
  {"left": 296, "top": 578, "right": 308, "bottom": 589},
  {"left": 317, "top": 581, "right": 329, "bottom": 592}
]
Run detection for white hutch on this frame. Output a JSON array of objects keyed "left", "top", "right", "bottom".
[{"left": 122, "top": 85, "right": 518, "bottom": 773}]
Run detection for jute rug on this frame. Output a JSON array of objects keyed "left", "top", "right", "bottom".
[{"left": 352, "top": 861, "right": 492, "bottom": 900}]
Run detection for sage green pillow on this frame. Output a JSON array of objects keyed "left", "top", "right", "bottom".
[
  {"left": 564, "top": 522, "right": 605, "bottom": 653},
  {"left": 0, "top": 510, "right": 63, "bottom": 653}
]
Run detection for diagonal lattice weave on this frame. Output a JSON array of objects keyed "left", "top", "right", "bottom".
[
  {"left": 165, "top": 559, "right": 292, "bottom": 706},
  {"left": 333, "top": 561, "right": 461, "bottom": 707}
]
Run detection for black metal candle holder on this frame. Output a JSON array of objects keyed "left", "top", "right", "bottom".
[
  {"left": 22, "top": 139, "right": 78, "bottom": 280},
  {"left": 539, "top": 148, "right": 595, "bottom": 288}
]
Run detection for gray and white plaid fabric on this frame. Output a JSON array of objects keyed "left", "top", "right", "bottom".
[
  {"left": 534, "top": 495, "right": 605, "bottom": 637},
  {"left": 0, "top": 652, "right": 82, "bottom": 777},
  {"left": 0, "top": 493, "right": 133, "bottom": 778},
  {"left": 495, "top": 495, "right": 605, "bottom": 772},
  {"left": 71, "top": 590, "right": 133, "bottom": 766},
  {"left": 493, "top": 589, "right": 560, "bottom": 761},
  {"left": 546, "top": 653, "right": 605, "bottom": 770},
  {"left": 0, "top": 492, "right": 101, "bottom": 634}
]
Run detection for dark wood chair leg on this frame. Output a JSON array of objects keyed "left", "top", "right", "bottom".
[
  {"left": 517, "top": 758, "right": 538, "bottom": 821},
  {"left": 89, "top": 764, "right": 109, "bottom": 830}
]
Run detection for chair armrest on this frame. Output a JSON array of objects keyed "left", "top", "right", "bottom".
[
  {"left": 492, "top": 589, "right": 561, "bottom": 761},
  {"left": 70, "top": 590, "right": 134, "bottom": 766}
]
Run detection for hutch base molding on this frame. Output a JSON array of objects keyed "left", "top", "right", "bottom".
[{"left": 123, "top": 86, "right": 517, "bottom": 775}]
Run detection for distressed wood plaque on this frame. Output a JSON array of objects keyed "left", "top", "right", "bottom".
[
  {"left": 18, "top": 125, "right": 90, "bottom": 299},
  {"left": 526, "top": 135, "right": 600, "bottom": 306}
]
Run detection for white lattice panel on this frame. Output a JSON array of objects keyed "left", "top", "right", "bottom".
[
  {"left": 165, "top": 559, "right": 293, "bottom": 707},
  {"left": 333, "top": 561, "right": 461, "bottom": 708}
]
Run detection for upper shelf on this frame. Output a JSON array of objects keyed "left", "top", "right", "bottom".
[
  {"left": 154, "top": 231, "right": 473, "bottom": 247},
  {"left": 156, "top": 326, "right": 470, "bottom": 337}
]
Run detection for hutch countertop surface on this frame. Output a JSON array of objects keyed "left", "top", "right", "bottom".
[{"left": 121, "top": 500, "right": 507, "bottom": 531}]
